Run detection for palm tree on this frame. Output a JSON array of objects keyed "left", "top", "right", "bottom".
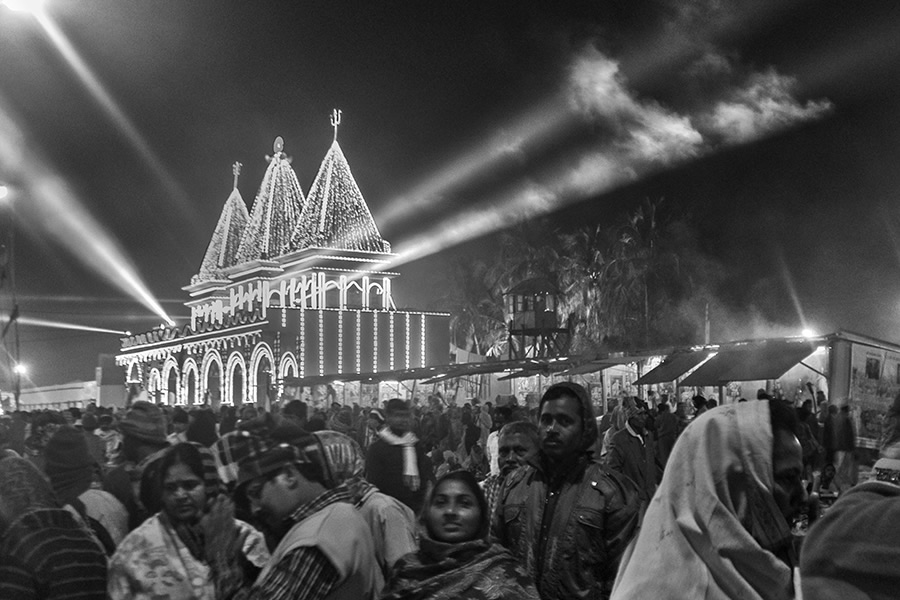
[
  {"left": 556, "top": 223, "right": 610, "bottom": 354},
  {"left": 600, "top": 198, "right": 682, "bottom": 347},
  {"left": 442, "top": 258, "right": 507, "bottom": 357}
]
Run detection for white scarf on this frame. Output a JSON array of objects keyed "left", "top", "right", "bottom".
[{"left": 378, "top": 428, "right": 420, "bottom": 491}]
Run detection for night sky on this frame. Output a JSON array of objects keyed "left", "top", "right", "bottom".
[{"left": 1, "top": 1, "right": 900, "bottom": 387}]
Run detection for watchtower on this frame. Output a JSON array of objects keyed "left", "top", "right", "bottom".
[{"left": 504, "top": 278, "right": 570, "bottom": 359}]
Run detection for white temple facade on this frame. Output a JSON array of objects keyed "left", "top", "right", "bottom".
[{"left": 117, "top": 121, "right": 449, "bottom": 408}]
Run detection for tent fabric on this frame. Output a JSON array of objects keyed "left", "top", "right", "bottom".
[
  {"left": 679, "top": 341, "right": 818, "bottom": 387},
  {"left": 633, "top": 352, "right": 711, "bottom": 385}
]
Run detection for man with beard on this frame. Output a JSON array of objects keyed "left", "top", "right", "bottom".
[
  {"left": 493, "top": 382, "right": 640, "bottom": 600},
  {"left": 481, "top": 420, "right": 539, "bottom": 519}
]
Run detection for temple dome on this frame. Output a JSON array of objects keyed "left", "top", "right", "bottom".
[{"left": 290, "top": 139, "right": 390, "bottom": 253}]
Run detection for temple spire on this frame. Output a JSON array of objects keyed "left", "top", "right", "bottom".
[
  {"left": 331, "top": 109, "right": 342, "bottom": 141},
  {"left": 232, "top": 161, "right": 242, "bottom": 189}
]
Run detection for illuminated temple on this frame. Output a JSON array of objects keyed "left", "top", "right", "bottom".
[{"left": 117, "top": 121, "right": 449, "bottom": 407}]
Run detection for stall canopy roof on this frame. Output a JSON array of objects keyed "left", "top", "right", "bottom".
[
  {"left": 633, "top": 351, "right": 712, "bottom": 385},
  {"left": 679, "top": 339, "right": 821, "bottom": 387}
]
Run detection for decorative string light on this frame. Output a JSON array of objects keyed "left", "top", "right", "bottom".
[
  {"left": 299, "top": 308, "right": 305, "bottom": 377},
  {"left": 373, "top": 312, "right": 378, "bottom": 372},
  {"left": 389, "top": 312, "right": 395, "bottom": 370},
  {"left": 318, "top": 310, "right": 325, "bottom": 377},
  {"left": 356, "top": 310, "right": 362, "bottom": 373},
  {"left": 405, "top": 312, "right": 411, "bottom": 369}
]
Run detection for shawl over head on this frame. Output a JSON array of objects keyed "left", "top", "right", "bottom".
[
  {"left": 383, "top": 470, "right": 538, "bottom": 600},
  {"left": 154, "top": 442, "right": 224, "bottom": 561},
  {"left": 611, "top": 401, "right": 795, "bottom": 600}
]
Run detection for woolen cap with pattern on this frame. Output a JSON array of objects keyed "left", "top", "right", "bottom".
[{"left": 118, "top": 400, "right": 168, "bottom": 447}]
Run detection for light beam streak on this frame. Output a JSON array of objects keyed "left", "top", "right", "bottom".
[
  {"left": 11, "top": 316, "right": 129, "bottom": 335},
  {"left": 378, "top": 99, "right": 572, "bottom": 230},
  {"left": 0, "top": 95, "right": 175, "bottom": 326},
  {"left": 31, "top": 8, "right": 191, "bottom": 217}
]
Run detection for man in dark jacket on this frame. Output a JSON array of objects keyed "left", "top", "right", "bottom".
[
  {"left": 606, "top": 399, "right": 662, "bottom": 521},
  {"left": 493, "top": 382, "right": 640, "bottom": 600},
  {"left": 365, "top": 398, "right": 434, "bottom": 513}
]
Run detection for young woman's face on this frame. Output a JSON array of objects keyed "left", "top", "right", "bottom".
[
  {"left": 425, "top": 479, "right": 482, "bottom": 543},
  {"left": 161, "top": 462, "right": 206, "bottom": 523}
]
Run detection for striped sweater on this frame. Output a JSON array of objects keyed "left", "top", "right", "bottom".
[{"left": 0, "top": 507, "right": 107, "bottom": 600}]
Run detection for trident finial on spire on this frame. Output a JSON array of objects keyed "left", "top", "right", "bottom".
[
  {"left": 232, "top": 161, "right": 242, "bottom": 189},
  {"left": 331, "top": 109, "right": 342, "bottom": 141}
]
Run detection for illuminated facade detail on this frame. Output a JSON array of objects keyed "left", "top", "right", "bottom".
[
  {"left": 225, "top": 351, "right": 246, "bottom": 406},
  {"left": 161, "top": 357, "right": 179, "bottom": 406},
  {"left": 181, "top": 358, "right": 200, "bottom": 406},
  {"left": 126, "top": 360, "right": 141, "bottom": 384},
  {"left": 147, "top": 368, "right": 161, "bottom": 403},
  {"left": 118, "top": 121, "right": 449, "bottom": 408},
  {"left": 279, "top": 352, "right": 298, "bottom": 380}
]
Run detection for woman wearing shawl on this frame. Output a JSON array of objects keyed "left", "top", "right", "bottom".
[
  {"left": 108, "top": 442, "right": 269, "bottom": 600},
  {"left": 0, "top": 457, "right": 108, "bottom": 599},
  {"left": 611, "top": 400, "right": 805, "bottom": 600},
  {"left": 382, "top": 470, "right": 539, "bottom": 600}
]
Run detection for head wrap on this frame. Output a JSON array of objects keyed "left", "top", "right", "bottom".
[
  {"left": 235, "top": 427, "right": 325, "bottom": 494},
  {"left": 611, "top": 402, "right": 794, "bottom": 600},
  {"left": 118, "top": 400, "right": 167, "bottom": 447},
  {"left": 310, "top": 430, "right": 365, "bottom": 487},
  {"left": 44, "top": 426, "right": 96, "bottom": 505}
]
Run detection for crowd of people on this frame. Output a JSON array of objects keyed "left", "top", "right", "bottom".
[{"left": 0, "top": 383, "right": 897, "bottom": 599}]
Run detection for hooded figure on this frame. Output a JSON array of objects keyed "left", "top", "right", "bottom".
[{"left": 611, "top": 401, "right": 800, "bottom": 600}]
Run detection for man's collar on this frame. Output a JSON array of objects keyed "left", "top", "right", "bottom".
[{"left": 625, "top": 421, "right": 644, "bottom": 444}]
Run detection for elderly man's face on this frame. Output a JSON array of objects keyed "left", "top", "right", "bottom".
[
  {"left": 498, "top": 432, "right": 539, "bottom": 473},
  {"left": 539, "top": 395, "right": 584, "bottom": 462},
  {"left": 771, "top": 429, "right": 805, "bottom": 522}
]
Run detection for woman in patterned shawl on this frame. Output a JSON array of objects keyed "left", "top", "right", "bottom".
[
  {"left": 382, "top": 469, "right": 539, "bottom": 600},
  {"left": 108, "top": 442, "right": 269, "bottom": 600}
]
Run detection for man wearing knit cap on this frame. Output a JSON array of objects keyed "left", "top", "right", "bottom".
[
  {"left": 493, "top": 382, "right": 640, "bottom": 600},
  {"left": 213, "top": 435, "right": 378, "bottom": 599},
  {"left": 44, "top": 426, "right": 128, "bottom": 554},
  {"left": 102, "top": 400, "right": 169, "bottom": 530}
]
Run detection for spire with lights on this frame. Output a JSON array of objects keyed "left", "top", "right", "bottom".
[
  {"left": 291, "top": 110, "right": 391, "bottom": 253},
  {"left": 192, "top": 162, "right": 251, "bottom": 283},
  {"left": 234, "top": 137, "right": 306, "bottom": 263}
]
